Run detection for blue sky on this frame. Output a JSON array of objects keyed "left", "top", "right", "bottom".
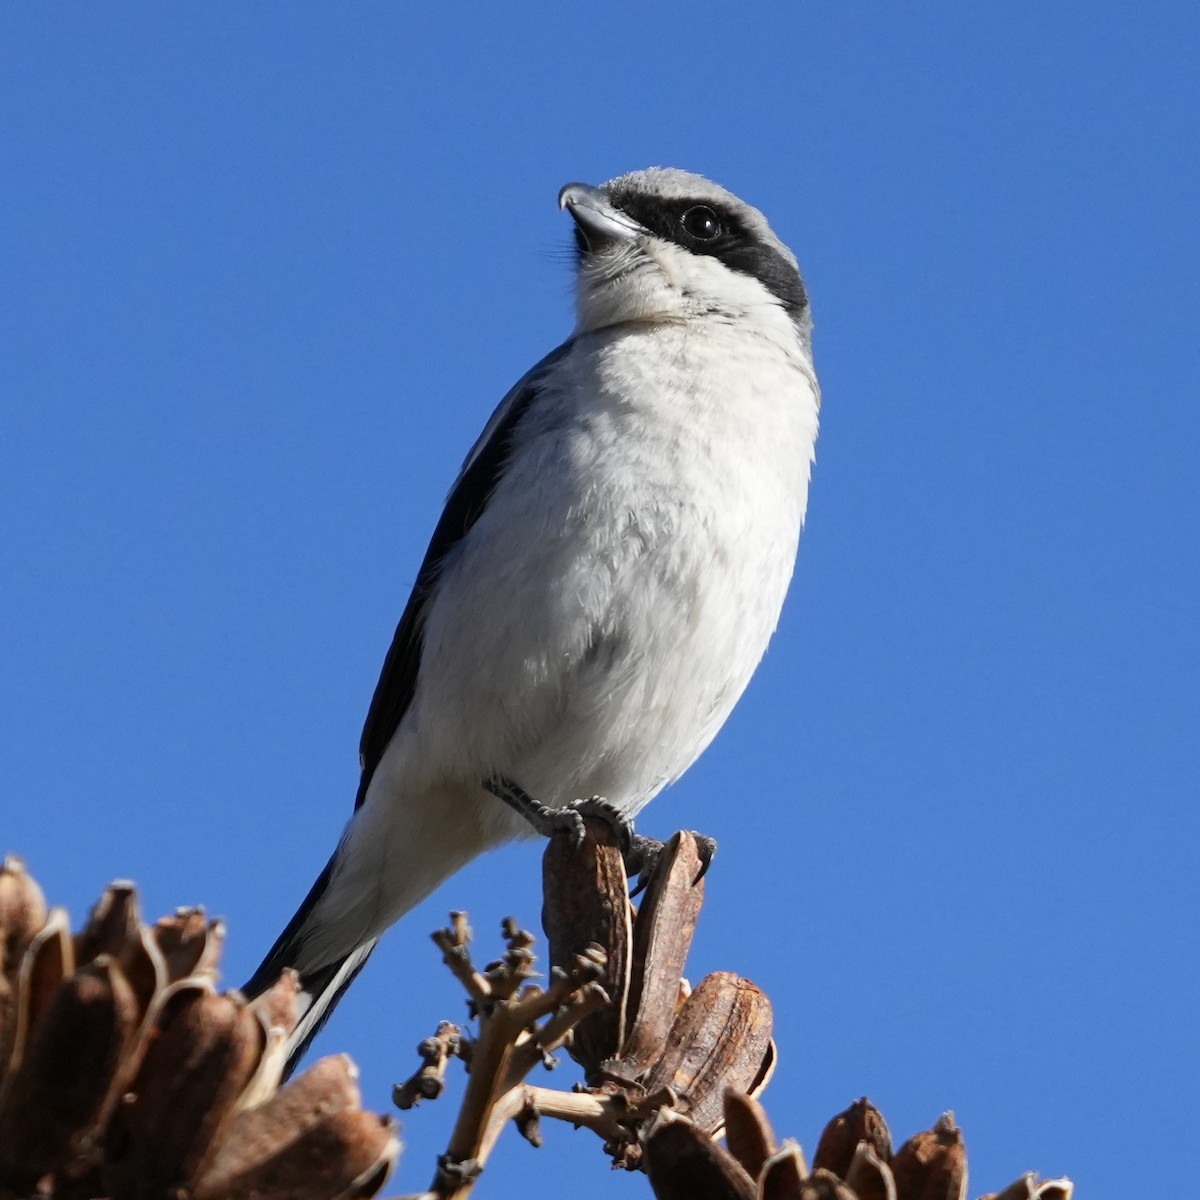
[{"left": 2, "top": 5, "right": 1197, "bottom": 1196}]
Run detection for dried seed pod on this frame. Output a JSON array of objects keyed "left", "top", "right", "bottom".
[
  {"left": 759, "top": 1141, "right": 808, "bottom": 1200},
  {"left": 10, "top": 907, "right": 74, "bottom": 1071},
  {"left": 237, "top": 969, "right": 303, "bottom": 1109},
  {"left": 0, "top": 973, "right": 14, "bottom": 1081},
  {"left": 0, "top": 956, "right": 139, "bottom": 1191},
  {"left": 0, "top": 865, "right": 402, "bottom": 1198},
  {"left": 644, "top": 1110, "right": 757, "bottom": 1200},
  {"left": 154, "top": 908, "right": 225, "bottom": 982},
  {"left": 0, "top": 856, "right": 47, "bottom": 974},
  {"left": 619, "top": 832, "right": 705, "bottom": 1076},
  {"left": 1030, "top": 1180, "right": 1073, "bottom": 1200},
  {"left": 748, "top": 1038, "right": 777, "bottom": 1099},
  {"left": 75, "top": 882, "right": 141, "bottom": 967},
  {"left": 642, "top": 972, "right": 773, "bottom": 1135},
  {"left": 236, "top": 1024, "right": 289, "bottom": 1113},
  {"left": 813, "top": 1097, "right": 893, "bottom": 1177},
  {"left": 198, "top": 919, "right": 227, "bottom": 977},
  {"left": 541, "top": 820, "right": 632, "bottom": 1071},
  {"left": 193, "top": 1055, "right": 364, "bottom": 1199},
  {"left": 979, "top": 1175, "right": 1074, "bottom": 1200},
  {"left": 196, "top": 1108, "right": 398, "bottom": 1200},
  {"left": 105, "top": 983, "right": 264, "bottom": 1199},
  {"left": 247, "top": 967, "right": 301, "bottom": 1038},
  {"left": 796, "top": 1167, "right": 859, "bottom": 1200},
  {"left": 722, "top": 1088, "right": 777, "bottom": 1180},
  {"left": 891, "top": 1112, "right": 967, "bottom": 1200},
  {"left": 115, "top": 923, "right": 166, "bottom": 1021},
  {"left": 844, "top": 1139, "right": 897, "bottom": 1200}
]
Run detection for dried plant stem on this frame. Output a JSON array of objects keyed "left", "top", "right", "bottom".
[
  {"left": 423, "top": 922, "right": 614, "bottom": 1199},
  {"left": 430, "top": 984, "right": 613, "bottom": 1199},
  {"left": 431, "top": 927, "right": 491, "bottom": 1008},
  {"left": 434, "top": 1008, "right": 518, "bottom": 1196},
  {"left": 517, "top": 1085, "right": 626, "bottom": 1139},
  {"left": 503, "top": 981, "right": 608, "bottom": 1083}
]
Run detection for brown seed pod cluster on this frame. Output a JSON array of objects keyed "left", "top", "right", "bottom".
[
  {"left": 3, "top": 834, "right": 1075, "bottom": 1200},
  {"left": 541, "top": 824, "right": 775, "bottom": 1167},
  {"left": 0, "top": 856, "right": 399, "bottom": 1200},
  {"left": 388, "top": 823, "right": 779, "bottom": 1197},
  {"left": 643, "top": 1093, "right": 1074, "bottom": 1200}
]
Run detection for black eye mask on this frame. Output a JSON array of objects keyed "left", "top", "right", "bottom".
[{"left": 606, "top": 189, "right": 808, "bottom": 322}]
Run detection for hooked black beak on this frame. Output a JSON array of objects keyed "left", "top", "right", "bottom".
[{"left": 558, "top": 182, "right": 643, "bottom": 252}]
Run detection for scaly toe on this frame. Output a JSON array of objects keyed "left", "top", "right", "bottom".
[{"left": 570, "top": 795, "right": 634, "bottom": 854}]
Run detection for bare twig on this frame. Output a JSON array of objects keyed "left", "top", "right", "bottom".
[
  {"left": 393, "top": 1022, "right": 461, "bottom": 1110},
  {"left": 420, "top": 917, "right": 617, "bottom": 1199},
  {"left": 431, "top": 915, "right": 491, "bottom": 1009}
]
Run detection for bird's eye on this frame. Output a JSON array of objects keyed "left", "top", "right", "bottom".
[{"left": 681, "top": 206, "right": 722, "bottom": 241}]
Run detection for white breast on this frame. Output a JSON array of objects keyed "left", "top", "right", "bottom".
[{"left": 407, "top": 316, "right": 819, "bottom": 821}]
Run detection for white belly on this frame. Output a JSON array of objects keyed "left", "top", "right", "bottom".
[
  {"left": 302, "top": 318, "right": 819, "bottom": 965},
  {"left": 407, "top": 320, "right": 820, "bottom": 821}
]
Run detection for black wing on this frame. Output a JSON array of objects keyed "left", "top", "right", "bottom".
[{"left": 353, "top": 341, "right": 572, "bottom": 808}]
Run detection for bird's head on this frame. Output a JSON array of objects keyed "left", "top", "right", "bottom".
[{"left": 558, "top": 167, "right": 810, "bottom": 350}]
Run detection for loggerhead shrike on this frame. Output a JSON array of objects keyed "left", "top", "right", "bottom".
[{"left": 245, "top": 168, "right": 821, "bottom": 1072}]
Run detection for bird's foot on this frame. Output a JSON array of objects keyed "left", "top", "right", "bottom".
[
  {"left": 483, "top": 778, "right": 634, "bottom": 853},
  {"left": 570, "top": 794, "right": 635, "bottom": 851},
  {"left": 485, "top": 776, "right": 579, "bottom": 838},
  {"left": 482, "top": 777, "right": 715, "bottom": 889},
  {"left": 626, "top": 831, "right": 718, "bottom": 896}
]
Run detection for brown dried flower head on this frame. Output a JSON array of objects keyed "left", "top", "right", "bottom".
[
  {"left": 643, "top": 1092, "right": 1072, "bottom": 1200},
  {"left": 0, "top": 857, "right": 399, "bottom": 1200},
  {"left": 542, "top": 825, "right": 775, "bottom": 1158}
]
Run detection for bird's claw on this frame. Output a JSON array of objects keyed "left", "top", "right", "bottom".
[
  {"left": 626, "top": 833, "right": 664, "bottom": 896},
  {"left": 483, "top": 776, "right": 715, "bottom": 890},
  {"left": 483, "top": 778, "right": 628, "bottom": 849},
  {"left": 569, "top": 795, "right": 634, "bottom": 852},
  {"left": 529, "top": 802, "right": 591, "bottom": 846},
  {"left": 629, "top": 830, "right": 717, "bottom": 896},
  {"left": 691, "top": 832, "right": 718, "bottom": 881},
  {"left": 484, "top": 776, "right": 577, "bottom": 840}
]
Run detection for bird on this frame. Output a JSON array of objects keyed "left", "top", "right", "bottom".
[{"left": 244, "top": 167, "right": 821, "bottom": 1074}]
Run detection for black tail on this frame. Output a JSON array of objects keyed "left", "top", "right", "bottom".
[
  {"left": 278, "top": 939, "right": 379, "bottom": 1079},
  {"left": 243, "top": 854, "right": 379, "bottom": 1079}
]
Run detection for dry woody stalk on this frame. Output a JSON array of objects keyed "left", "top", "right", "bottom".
[
  {"left": 390, "top": 822, "right": 776, "bottom": 1197},
  {"left": 1, "top": 833, "right": 1074, "bottom": 1199},
  {"left": 390, "top": 825, "right": 1074, "bottom": 1200}
]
